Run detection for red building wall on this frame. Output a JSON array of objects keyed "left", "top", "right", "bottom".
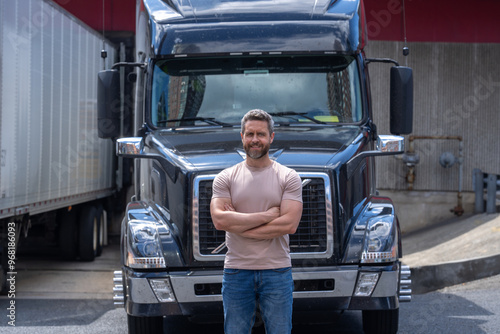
[
  {"left": 54, "top": 0, "right": 135, "bottom": 33},
  {"left": 364, "top": 0, "right": 500, "bottom": 43}
]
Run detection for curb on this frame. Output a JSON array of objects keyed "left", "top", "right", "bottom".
[{"left": 409, "top": 253, "right": 500, "bottom": 294}]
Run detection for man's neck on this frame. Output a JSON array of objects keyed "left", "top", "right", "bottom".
[{"left": 245, "top": 156, "right": 273, "bottom": 169}]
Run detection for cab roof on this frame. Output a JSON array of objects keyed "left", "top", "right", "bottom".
[{"left": 142, "top": 0, "right": 365, "bottom": 55}]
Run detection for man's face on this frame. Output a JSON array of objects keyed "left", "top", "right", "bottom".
[{"left": 241, "top": 120, "right": 274, "bottom": 160}]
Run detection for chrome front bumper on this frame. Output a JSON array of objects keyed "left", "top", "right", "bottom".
[{"left": 112, "top": 264, "right": 412, "bottom": 313}]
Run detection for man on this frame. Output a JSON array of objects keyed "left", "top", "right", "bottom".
[{"left": 210, "top": 109, "right": 303, "bottom": 334}]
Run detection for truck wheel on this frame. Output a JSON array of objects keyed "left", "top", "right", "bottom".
[
  {"left": 362, "top": 309, "right": 399, "bottom": 334},
  {"left": 59, "top": 208, "right": 79, "bottom": 260},
  {"left": 127, "top": 315, "right": 163, "bottom": 334},
  {"left": 95, "top": 205, "right": 105, "bottom": 257},
  {"left": 78, "top": 205, "right": 99, "bottom": 261}
]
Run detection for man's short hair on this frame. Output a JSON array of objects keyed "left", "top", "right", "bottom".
[{"left": 241, "top": 109, "right": 274, "bottom": 135}]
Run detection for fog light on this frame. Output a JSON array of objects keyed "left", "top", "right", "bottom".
[
  {"left": 149, "top": 279, "right": 176, "bottom": 302},
  {"left": 354, "top": 272, "right": 379, "bottom": 297}
]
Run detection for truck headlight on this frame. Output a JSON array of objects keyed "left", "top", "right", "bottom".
[
  {"left": 126, "top": 220, "right": 166, "bottom": 269},
  {"left": 361, "top": 215, "right": 398, "bottom": 263}
]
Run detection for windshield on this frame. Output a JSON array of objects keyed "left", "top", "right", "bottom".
[{"left": 150, "top": 55, "right": 363, "bottom": 128}]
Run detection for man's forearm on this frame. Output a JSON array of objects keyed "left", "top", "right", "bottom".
[
  {"left": 215, "top": 210, "right": 271, "bottom": 233},
  {"left": 238, "top": 200, "right": 302, "bottom": 239},
  {"left": 211, "top": 199, "right": 280, "bottom": 233},
  {"left": 238, "top": 216, "right": 297, "bottom": 239}
]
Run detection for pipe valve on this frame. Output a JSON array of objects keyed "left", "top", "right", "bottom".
[{"left": 439, "top": 151, "right": 457, "bottom": 168}]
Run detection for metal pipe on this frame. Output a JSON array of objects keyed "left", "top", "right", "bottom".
[
  {"left": 405, "top": 137, "right": 417, "bottom": 190},
  {"left": 487, "top": 174, "right": 498, "bottom": 214},
  {"left": 473, "top": 169, "right": 485, "bottom": 213},
  {"left": 456, "top": 140, "right": 464, "bottom": 215},
  {"left": 406, "top": 135, "right": 464, "bottom": 216}
]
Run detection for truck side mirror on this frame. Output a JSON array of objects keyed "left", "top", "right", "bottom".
[
  {"left": 390, "top": 66, "right": 413, "bottom": 135},
  {"left": 97, "top": 69, "right": 121, "bottom": 138}
]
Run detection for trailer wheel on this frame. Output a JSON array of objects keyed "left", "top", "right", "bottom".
[
  {"left": 127, "top": 315, "right": 164, "bottom": 334},
  {"left": 0, "top": 265, "right": 7, "bottom": 295},
  {"left": 362, "top": 309, "right": 399, "bottom": 334},
  {"left": 95, "top": 205, "right": 105, "bottom": 257},
  {"left": 78, "top": 205, "right": 99, "bottom": 261},
  {"left": 59, "top": 208, "right": 79, "bottom": 260}
]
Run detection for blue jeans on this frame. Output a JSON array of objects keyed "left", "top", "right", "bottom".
[{"left": 222, "top": 267, "right": 294, "bottom": 334}]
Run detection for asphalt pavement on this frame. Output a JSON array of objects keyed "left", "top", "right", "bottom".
[
  {"left": 401, "top": 212, "right": 500, "bottom": 294},
  {"left": 2, "top": 212, "right": 500, "bottom": 333},
  {"left": 6, "top": 212, "right": 500, "bottom": 301}
]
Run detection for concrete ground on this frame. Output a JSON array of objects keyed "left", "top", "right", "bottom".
[
  {"left": 401, "top": 212, "right": 500, "bottom": 294},
  {"left": 12, "top": 243, "right": 120, "bottom": 300}
]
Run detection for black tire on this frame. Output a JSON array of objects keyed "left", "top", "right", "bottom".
[
  {"left": 95, "top": 205, "right": 105, "bottom": 257},
  {"left": 59, "top": 208, "right": 79, "bottom": 260},
  {"left": 127, "top": 315, "right": 163, "bottom": 334},
  {"left": 78, "top": 205, "right": 99, "bottom": 261},
  {"left": 0, "top": 268, "right": 7, "bottom": 295},
  {"left": 362, "top": 309, "right": 399, "bottom": 334}
]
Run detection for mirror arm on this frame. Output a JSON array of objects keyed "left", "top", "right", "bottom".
[
  {"left": 345, "top": 135, "right": 405, "bottom": 179},
  {"left": 346, "top": 150, "right": 402, "bottom": 179},
  {"left": 112, "top": 62, "right": 147, "bottom": 70},
  {"left": 364, "top": 58, "right": 400, "bottom": 66}
]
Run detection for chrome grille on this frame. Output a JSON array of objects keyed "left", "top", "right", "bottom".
[
  {"left": 197, "top": 179, "right": 225, "bottom": 252},
  {"left": 292, "top": 177, "right": 328, "bottom": 252},
  {"left": 193, "top": 173, "right": 333, "bottom": 261}
]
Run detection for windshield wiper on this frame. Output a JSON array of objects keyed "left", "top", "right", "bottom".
[
  {"left": 268, "top": 111, "right": 326, "bottom": 124},
  {"left": 157, "top": 117, "right": 233, "bottom": 127}
]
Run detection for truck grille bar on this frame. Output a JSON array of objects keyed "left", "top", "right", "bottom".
[{"left": 192, "top": 172, "right": 333, "bottom": 261}]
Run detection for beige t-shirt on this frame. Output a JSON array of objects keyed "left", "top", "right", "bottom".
[{"left": 212, "top": 160, "right": 302, "bottom": 269}]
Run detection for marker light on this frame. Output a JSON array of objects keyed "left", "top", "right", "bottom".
[
  {"left": 149, "top": 279, "right": 176, "bottom": 302},
  {"left": 354, "top": 272, "right": 380, "bottom": 297}
]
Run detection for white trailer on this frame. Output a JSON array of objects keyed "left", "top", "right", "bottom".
[{"left": 0, "top": 0, "right": 119, "bottom": 291}]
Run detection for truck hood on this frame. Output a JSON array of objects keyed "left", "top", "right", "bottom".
[{"left": 149, "top": 126, "right": 362, "bottom": 172}]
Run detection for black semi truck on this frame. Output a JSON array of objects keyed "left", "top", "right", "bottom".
[{"left": 98, "top": 0, "right": 413, "bottom": 333}]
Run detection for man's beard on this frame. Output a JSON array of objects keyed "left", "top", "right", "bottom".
[{"left": 244, "top": 142, "right": 270, "bottom": 160}]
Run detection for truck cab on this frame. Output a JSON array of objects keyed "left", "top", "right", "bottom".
[{"left": 98, "top": 1, "right": 413, "bottom": 333}]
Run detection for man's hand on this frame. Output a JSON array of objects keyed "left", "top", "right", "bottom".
[
  {"left": 266, "top": 206, "right": 281, "bottom": 218},
  {"left": 223, "top": 202, "right": 235, "bottom": 212},
  {"left": 238, "top": 199, "right": 302, "bottom": 240}
]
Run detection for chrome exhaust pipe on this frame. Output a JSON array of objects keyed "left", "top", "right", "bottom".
[
  {"left": 399, "top": 265, "right": 412, "bottom": 302},
  {"left": 113, "top": 270, "right": 125, "bottom": 307}
]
